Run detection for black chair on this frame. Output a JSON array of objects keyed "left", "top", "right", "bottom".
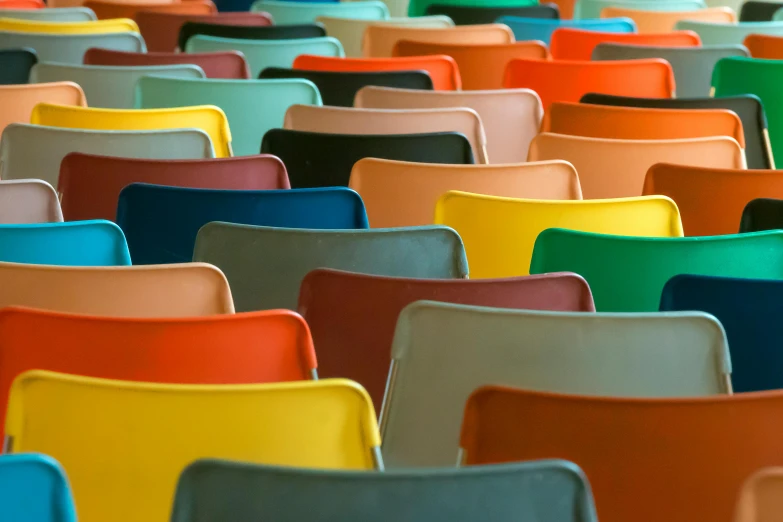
[
  {"left": 261, "top": 129, "right": 475, "bottom": 188},
  {"left": 739, "top": 1, "right": 783, "bottom": 21},
  {"left": 259, "top": 67, "right": 433, "bottom": 107},
  {"left": 425, "top": 3, "right": 559, "bottom": 24},
  {"left": 740, "top": 198, "right": 783, "bottom": 232},
  {"left": 0, "top": 48, "right": 36, "bottom": 84},
  {"left": 580, "top": 92, "right": 772, "bottom": 169},
  {"left": 178, "top": 22, "right": 326, "bottom": 51}
]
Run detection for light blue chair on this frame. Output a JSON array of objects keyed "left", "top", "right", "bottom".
[
  {"left": 251, "top": 0, "right": 389, "bottom": 24},
  {"left": 496, "top": 16, "right": 635, "bottom": 44},
  {"left": 0, "top": 31, "right": 145, "bottom": 63},
  {"left": 675, "top": 20, "right": 783, "bottom": 44},
  {"left": 0, "top": 454, "right": 76, "bottom": 522},
  {"left": 0, "top": 7, "right": 96, "bottom": 22},
  {"left": 575, "top": 0, "right": 706, "bottom": 19}
]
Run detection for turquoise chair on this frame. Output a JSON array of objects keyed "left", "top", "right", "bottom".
[
  {"left": 496, "top": 16, "right": 635, "bottom": 44},
  {"left": 0, "top": 220, "right": 131, "bottom": 266},
  {"left": 0, "top": 8, "right": 96, "bottom": 22},
  {"left": 251, "top": 0, "right": 389, "bottom": 25},
  {"left": 136, "top": 76, "right": 321, "bottom": 156},
  {"left": 0, "top": 454, "right": 76, "bottom": 522},
  {"left": 185, "top": 35, "right": 344, "bottom": 78},
  {"left": 675, "top": 20, "right": 783, "bottom": 44},
  {"left": 576, "top": 0, "right": 706, "bottom": 19},
  {"left": 0, "top": 31, "right": 145, "bottom": 64}
]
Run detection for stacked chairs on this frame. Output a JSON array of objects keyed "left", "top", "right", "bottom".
[
  {"left": 0, "top": 180, "right": 62, "bottom": 223},
  {"left": 0, "top": 454, "right": 76, "bottom": 522},
  {"left": 498, "top": 16, "right": 635, "bottom": 44},
  {"left": 135, "top": 11, "right": 272, "bottom": 52},
  {"left": 600, "top": 6, "right": 736, "bottom": 32},
  {"left": 363, "top": 23, "right": 513, "bottom": 57}
]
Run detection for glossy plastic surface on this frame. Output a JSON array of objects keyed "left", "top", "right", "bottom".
[
  {"left": 84, "top": 48, "right": 250, "bottom": 79},
  {"left": 0, "top": 180, "right": 62, "bottom": 223},
  {"left": 0, "top": 31, "right": 145, "bottom": 63},
  {"left": 364, "top": 23, "right": 513, "bottom": 57},
  {"left": 0, "top": 82, "right": 85, "bottom": 133},
  {"left": 551, "top": 28, "right": 700, "bottom": 60},
  {"left": 497, "top": 15, "right": 634, "bottom": 44},
  {"left": 135, "top": 11, "right": 271, "bottom": 52},
  {"left": 0, "top": 454, "right": 76, "bottom": 522}
]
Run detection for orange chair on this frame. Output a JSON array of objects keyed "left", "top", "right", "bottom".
[
  {"left": 460, "top": 385, "right": 783, "bottom": 522},
  {"left": 744, "top": 34, "right": 783, "bottom": 59},
  {"left": 293, "top": 54, "right": 461, "bottom": 90},
  {"left": 0, "top": 0, "right": 43, "bottom": 7},
  {"left": 550, "top": 28, "right": 701, "bottom": 60},
  {"left": 734, "top": 468, "right": 783, "bottom": 522},
  {"left": 504, "top": 58, "right": 675, "bottom": 110},
  {"left": 0, "top": 82, "right": 85, "bottom": 134},
  {"left": 393, "top": 40, "right": 548, "bottom": 90},
  {"left": 600, "top": 6, "right": 736, "bottom": 33},
  {"left": 363, "top": 24, "right": 514, "bottom": 58},
  {"left": 83, "top": 0, "right": 216, "bottom": 20}
]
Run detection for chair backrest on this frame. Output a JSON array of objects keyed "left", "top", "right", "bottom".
[
  {"left": 550, "top": 28, "right": 700, "bottom": 60},
  {"left": 0, "top": 82, "right": 85, "bottom": 134},
  {"left": 83, "top": 48, "right": 250, "bottom": 79},
  {"left": 577, "top": 0, "right": 706, "bottom": 18},
  {"left": 740, "top": 198, "right": 783, "bottom": 233},
  {"left": 734, "top": 467, "right": 783, "bottom": 522},
  {"left": 600, "top": 6, "right": 735, "bottom": 33},
  {"left": 178, "top": 21, "right": 325, "bottom": 50},
  {"left": 355, "top": 86, "right": 542, "bottom": 164},
  {"left": 350, "top": 158, "right": 580, "bottom": 227},
  {"left": 744, "top": 33, "right": 783, "bottom": 58},
  {"left": 740, "top": 0, "right": 783, "bottom": 21},
  {"left": 425, "top": 3, "right": 559, "bottom": 24},
  {"left": 0, "top": 31, "right": 145, "bottom": 63},
  {"left": 59, "top": 153, "right": 288, "bottom": 221},
  {"left": 0, "top": 7, "right": 95, "bottom": 22},
  {"left": 84, "top": 0, "right": 214, "bottom": 21},
  {"left": 408, "top": 0, "right": 536, "bottom": 16},
  {"left": 385, "top": 300, "right": 729, "bottom": 469},
  {"left": 530, "top": 228, "right": 783, "bottom": 311},
  {"left": 0, "top": 17, "right": 138, "bottom": 33},
  {"left": 496, "top": 16, "right": 634, "bottom": 45},
  {"left": 0, "top": 454, "right": 76, "bottom": 522},
  {"left": 5, "top": 372, "right": 381, "bottom": 522},
  {"left": 677, "top": 19, "right": 783, "bottom": 45},
  {"left": 363, "top": 23, "right": 513, "bottom": 57},
  {"left": 261, "top": 129, "right": 475, "bottom": 188},
  {"left": 30, "top": 103, "right": 231, "bottom": 157},
  {"left": 135, "top": 11, "right": 271, "bottom": 52},
  {"left": 251, "top": 0, "right": 389, "bottom": 25},
  {"left": 0, "top": 180, "right": 62, "bottom": 223},
  {"left": 194, "top": 223, "right": 469, "bottom": 311},
  {"left": 0, "top": 48, "right": 35, "bottom": 84},
  {"left": 0, "top": 0, "right": 42, "bottom": 7}
]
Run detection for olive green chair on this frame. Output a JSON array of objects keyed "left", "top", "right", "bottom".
[
  {"left": 0, "top": 31, "right": 145, "bottom": 63},
  {"left": 675, "top": 20, "right": 783, "bottom": 45},
  {"left": 577, "top": 0, "right": 705, "bottom": 19},
  {"left": 251, "top": 0, "right": 389, "bottom": 25},
  {"left": 0, "top": 8, "right": 96, "bottom": 22}
]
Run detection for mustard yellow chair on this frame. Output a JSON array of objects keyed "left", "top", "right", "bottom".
[
  {"left": 434, "top": 191, "right": 684, "bottom": 278},
  {"left": 5, "top": 371, "right": 381, "bottom": 522},
  {"left": 0, "top": 17, "right": 138, "bottom": 34},
  {"left": 30, "top": 103, "right": 232, "bottom": 157}
]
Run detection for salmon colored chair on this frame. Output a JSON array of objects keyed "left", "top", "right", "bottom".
[
  {"left": 292, "top": 54, "right": 460, "bottom": 91},
  {"left": 0, "top": 17, "right": 139, "bottom": 33},
  {"left": 460, "top": 385, "right": 783, "bottom": 522},
  {"left": 0, "top": 0, "right": 43, "bottom": 8},
  {"left": 504, "top": 58, "right": 675, "bottom": 110},
  {"left": 83, "top": 48, "right": 250, "bottom": 79},
  {"left": 0, "top": 82, "right": 85, "bottom": 134},
  {"left": 83, "top": 0, "right": 215, "bottom": 20},
  {"left": 734, "top": 468, "right": 783, "bottom": 522},
  {"left": 550, "top": 28, "right": 701, "bottom": 60},
  {"left": 135, "top": 11, "right": 272, "bottom": 52},
  {"left": 528, "top": 133, "right": 745, "bottom": 199},
  {"left": 393, "top": 40, "right": 548, "bottom": 90},
  {"left": 349, "top": 158, "right": 581, "bottom": 227},
  {"left": 363, "top": 23, "right": 514, "bottom": 58},
  {"left": 0, "top": 180, "right": 62, "bottom": 223},
  {"left": 600, "top": 6, "right": 736, "bottom": 33},
  {"left": 744, "top": 33, "right": 783, "bottom": 58}
]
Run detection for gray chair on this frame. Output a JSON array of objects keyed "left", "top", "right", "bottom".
[
  {"left": 171, "top": 459, "right": 598, "bottom": 522},
  {"left": 0, "top": 124, "right": 215, "bottom": 188},
  {"left": 0, "top": 7, "right": 97, "bottom": 22},
  {"left": 592, "top": 42, "right": 749, "bottom": 98},
  {"left": 0, "top": 180, "right": 63, "bottom": 223},
  {"left": 193, "top": 223, "right": 469, "bottom": 311},
  {"left": 0, "top": 31, "right": 145, "bottom": 64}
]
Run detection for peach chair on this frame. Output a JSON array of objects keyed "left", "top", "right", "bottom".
[
  {"left": 528, "top": 133, "right": 745, "bottom": 199},
  {"left": 349, "top": 158, "right": 581, "bottom": 227},
  {"left": 550, "top": 28, "right": 701, "bottom": 60},
  {"left": 283, "top": 105, "right": 489, "bottom": 164},
  {"left": 0, "top": 180, "right": 62, "bottom": 223},
  {"left": 363, "top": 23, "right": 514, "bottom": 57},
  {"left": 0, "top": 82, "right": 85, "bottom": 134},
  {"left": 744, "top": 33, "right": 783, "bottom": 58},
  {"left": 83, "top": 0, "right": 215, "bottom": 20},
  {"left": 600, "top": 6, "right": 736, "bottom": 33},
  {"left": 355, "top": 86, "right": 542, "bottom": 164},
  {"left": 735, "top": 468, "right": 783, "bottom": 522}
]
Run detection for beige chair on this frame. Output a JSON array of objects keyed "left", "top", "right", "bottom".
[
  {"left": 600, "top": 6, "right": 736, "bottom": 33},
  {"left": 734, "top": 468, "right": 783, "bottom": 522},
  {"left": 362, "top": 23, "right": 513, "bottom": 57},
  {"left": 0, "top": 82, "right": 85, "bottom": 134},
  {"left": 0, "top": 180, "right": 63, "bottom": 223},
  {"left": 349, "top": 158, "right": 581, "bottom": 227},
  {"left": 355, "top": 86, "right": 542, "bottom": 164},
  {"left": 284, "top": 104, "right": 488, "bottom": 164}
]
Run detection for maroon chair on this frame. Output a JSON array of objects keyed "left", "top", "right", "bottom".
[
  {"left": 83, "top": 48, "right": 251, "bottom": 79},
  {"left": 297, "top": 269, "right": 594, "bottom": 410},
  {"left": 58, "top": 154, "right": 290, "bottom": 222}
]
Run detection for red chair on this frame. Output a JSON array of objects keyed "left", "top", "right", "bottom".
[
  {"left": 550, "top": 28, "right": 701, "bottom": 60},
  {"left": 83, "top": 0, "right": 216, "bottom": 20},
  {"left": 83, "top": 48, "right": 251, "bottom": 79},
  {"left": 0, "top": 0, "right": 43, "bottom": 8},
  {"left": 135, "top": 11, "right": 272, "bottom": 52}
]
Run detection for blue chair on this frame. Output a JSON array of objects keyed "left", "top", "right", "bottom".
[
  {"left": 495, "top": 16, "right": 635, "bottom": 44},
  {"left": 116, "top": 184, "right": 369, "bottom": 264},
  {"left": 0, "top": 454, "right": 77, "bottom": 522},
  {"left": 0, "top": 220, "right": 131, "bottom": 266},
  {"left": 660, "top": 274, "right": 783, "bottom": 393}
]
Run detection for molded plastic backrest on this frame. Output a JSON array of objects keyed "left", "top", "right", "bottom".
[
  {"left": 59, "top": 153, "right": 288, "bottom": 221},
  {"left": 601, "top": 6, "right": 735, "bottom": 32},
  {"left": 0, "top": 82, "right": 85, "bottom": 134},
  {"left": 84, "top": 0, "right": 214, "bottom": 21},
  {"left": 0, "top": 454, "right": 76, "bottom": 522},
  {"left": 551, "top": 28, "right": 700, "bottom": 60},
  {"left": 350, "top": 158, "right": 580, "bottom": 227},
  {"left": 355, "top": 86, "right": 542, "bottom": 163},
  {"left": 744, "top": 33, "right": 783, "bottom": 58},
  {"left": 299, "top": 270, "right": 594, "bottom": 414},
  {"left": 135, "top": 11, "right": 272, "bottom": 52},
  {"left": 425, "top": 3, "right": 559, "bottom": 24},
  {"left": 734, "top": 467, "right": 783, "bottom": 522},
  {"left": 0, "top": 17, "right": 138, "bottom": 33},
  {"left": 436, "top": 192, "right": 682, "bottom": 278},
  {"left": 740, "top": 1, "right": 783, "bottom": 21},
  {"left": 740, "top": 198, "right": 783, "bottom": 232},
  {"left": 5, "top": 372, "right": 381, "bottom": 522},
  {"left": 409, "top": 0, "right": 536, "bottom": 16},
  {"left": 0, "top": 180, "right": 62, "bottom": 223},
  {"left": 261, "top": 129, "right": 475, "bottom": 188},
  {"left": 84, "top": 48, "right": 250, "bottom": 79},
  {"left": 677, "top": 19, "right": 783, "bottom": 45},
  {"left": 0, "top": 261, "right": 233, "bottom": 316},
  {"left": 388, "top": 301, "right": 729, "bottom": 469},
  {"left": 530, "top": 228, "right": 783, "bottom": 311},
  {"left": 577, "top": 0, "right": 706, "bottom": 19},
  {"left": 251, "top": 0, "right": 389, "bottom": 25},
  {"left": 0, "top": 48, "right": 35, "bottom": 84},
  {"left": 0, "top": 31, "right": 144, "bottom": 63},
  {"left": 179, "top": 22, "right": 325, "bottom": 51},
  {"left": 0, "top": 7, "right": 95, "bottom": 22},
  {"left": 364, "top": 23, "right": 513, "bottom": 57},
  {"left": 497, "top": 16, "right": 634, "bottom": 45},
  {"left": 0, "top": 0, "right": 43, "bottom": 7},
  {"left": 194, "top": 223, "right": 469, "bottom": 310}
]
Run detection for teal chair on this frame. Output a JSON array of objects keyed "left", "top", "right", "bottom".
[
  {"left": 0, "top": 454, "right": 76, "bottom": 522},
  {"left": 496, "top": 16, "right": 635, "bottom": 44},
  {"left": 0, "top": 31, "right": 145, "bottom": 64},
  {"left": 136, "top": 76, "right": 321, "bottom": 156},
  {"left": 0, "top": 220, "right": 131, "bottom": 266},
  {"left": 576, "top": 0, "right": 706, "bottom": 19},
  {"left": 185, "top": 35, "right": 344, "bottom": 77},
  {"left": 529, "top": 228, "right": 783, "bottom": 312},
  {"left": 408, "top": 0, "right": 536, "bottom": 17},
  {"left": 251, "top": 0, "right": 389, "bottom": 24},
  {"left": 0, "top": 8, "right": 96, "bottom": 22},
  {"left": 675, "top": 20, "right": 783, "bottom": 44}
]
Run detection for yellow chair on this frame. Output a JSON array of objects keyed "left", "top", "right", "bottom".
[
  {"left": 5, "top": 371, "right": 381, "bottom": 522},
  {"left": 0, "top": 17, "right": 139, "bottom": 34},
  {"left": 434, "top": 191, "right": 683, "bottom": 278},
  {"left": 31, "top": 103, "right": 232, "bottom": 157}
]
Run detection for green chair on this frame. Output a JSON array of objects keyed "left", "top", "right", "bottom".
[
  {"left": 576, "top": 0, "right": 706, "bottom": 19},
  {"left": 0, "top": 31, "right": 145, "bottom": 64},
  {"left": 193, "top": 223, "right": 468, "bottom": 311},
  {"left": 408, "top": 0, "right": 535, "bottom": 17},
  {"left": 251, "top": 0, "right": 389, "bottom": 25},
  {"left": 529, "top": 228, "right": 783, "bottom": 312},
  {"left": 136, "top": 76, "right": 321, "bottom": 156},
  {"left": 185, "top": 35, "right": 344, "bottom": 78},
  {"left": 0, "top": 8, "right": 97, "bottom": 22},
  {"left": 675, "top": 20, "right": 783, "bottom": 44}
]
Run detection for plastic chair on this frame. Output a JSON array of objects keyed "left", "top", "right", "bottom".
[
  {"left": 552, "top": 28, "right": 701, "bottom": 60},
  {"left": 740, "top": 1, "right": 783, "bottom": 21},
  {"left": 425, "top": 3, "right": 559, "bottom": 24},
  {"left": 262, "top": 129, "right": 474, "bottom": 188},
  {"left": 744, "top": 33, "right": 783, "bottom": 58},
  {"left": 0, "top": 48, "right": 35, "bottom": 84},
  {"left": 676, "top": 20, "right": 783, "bottom": 45},
  {"left": 299, "top": 270, "right": 594, "bottom": 412},
  {"left": 84, "top": 48, "right": 250, "bottom": 79},
  {"left": 734, "top": 467, "right": 783, "bottom": 522},
  {"left": 363, "top": 23, "right": 513, "bottom": 57},
  {"left": 194, "top": 223, "right": 468, "bottom": 310},
  {"left": 740, "top": 198, "right": 783, "bottom": 233},
  {"left": 504, "top": 59, "right": 674, "bottom": 110},
  {"left": 0, "top": 261, "right": 234, "bottom": 316},
  {"left": 0, "top": 17, "right": 138, "bottom": 33},
  {"left": 0, "top": 31, "right": 145, "bottom": 63},
  {"left": 83, "top": 0, "right": 214, "bottom": 21},
  {"left": 0, "top": 82, "right": 85, "bottom": 134},
  {"left": 408, "top": 0, "right": 536, "bottom": 17},
  {"left": 5, "top": 372, "right": 381, "bottom": 522},
  {"left": 31, "top": 103, "right": 232, "bottom": 158},
  {"left": 284, "top": 105, "right": 487, "bottom": 163},
  {"left": 0, "top": 124, "right": 215, "bottom": 188},
  {"left": 0, "top": 180, "right": 62, "bottom": 223},
  {"left": 136, "top": 11, "right": 272, "bottom": 52},
  {"left": 0, "top": 454, "right": 76, "bottom": 522},
  {"left": 497, "top": 16, "right": 634, "bottom": 45},
  {"left": 600, "top": 6, "right": 736, "bottom": 32},
  {"left": 436, "top": 192, "right": 681, "bottom": 278},
  {"left": 59, "top": 153, "right": 288, "bottom": 221},
  {"left": 577, "top": 0, "right": 706, "bottom": 19},
  {"left": 0, "top": 7, "right": 96, "bottom": 21},
  {"left": 355, "top": 86, "right": 542, "bottom": 164},
  {"left": 349, "top": 158, "right": 580, "bottom": 227},
  {"left": 251, "top": 0, "right": 389, "bottom": 25},
  {"left": 179, "top": 22, "right": 325, "bottom": 51},
  {"left": 530, "top": 228, "right": 783, "bottom": 311},
  {"left": 580, "top": 93, "right": 772, "bottom": 169},
  {"left": 393, "top": 41, "right": 547, "bottom": 90},
  {"left": 0, "top": 0, "right": 43, "bottom": 7}
]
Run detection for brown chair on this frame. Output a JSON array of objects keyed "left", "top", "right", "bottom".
[
  {"left": 0, "top": 82, "right": 85, "bottom": 134},
  {"left": 363, "top": 23, "right": 514, "bottom": 57},
  {"left": 83, "top": 48, "right": 250, "bottom": 79},
  {"left": 0, "top": 180, "right": 63, "bottom": 223},
  {"left": 135, "top": 11, "right": 272, "bottom": 52},
  {"left": 83, "top": 0, "right": 215, "bottom": 20},
  {"left": 734, "top": 468, "right": 783, "bottom": 522}
]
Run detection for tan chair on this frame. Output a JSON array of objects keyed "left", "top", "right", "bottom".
[
  {"left": 0, "top": 82, "right": 85, "bottom": 134},
  {"left": 0, "top": 261, "right": 234, "bottom": 316},
  {"left": 600, "top": 6, "right": 736, "bottom": 33},
  {"left": 355, "top": 86, "right": 542, "bottom": 164},
  {"left": 349, "top": 158, "right": 581, "bottom": 227},
  {"left": 284, "top": 105, "right": 488, "bottom": 164},
  {"left": 0, "top": 180, "right": 63, "bottom": 223},
  {"left": 528, "top": 133, "right": 746, "bottom": 199},
  {"left": 363, "top": 24, "right": 514, "bottom": 57},
  {"left": 735, "top": 468, "right": 783, "bottom": 522}
]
